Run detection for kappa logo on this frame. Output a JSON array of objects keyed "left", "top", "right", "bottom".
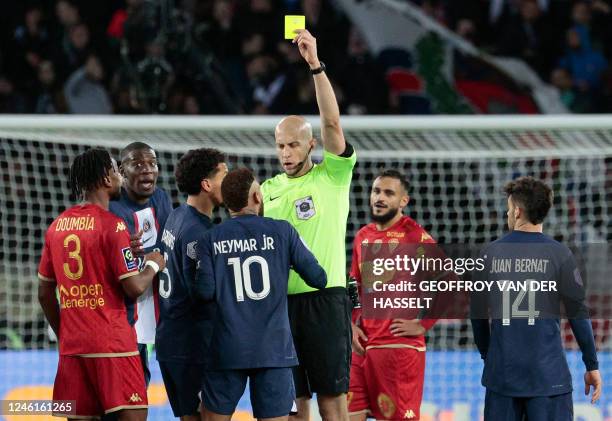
[
  {"left": 116, "top": 221, "right": 127, "bottom": 232},
  {"left": 294, "top": 196, "right": 316, "bottom": 220},
  {"left": 403, "top": 409, "right": 416, "bottom": 419},
  {"left": 129, "top": 393, "right": 142, "bottom": 403}
]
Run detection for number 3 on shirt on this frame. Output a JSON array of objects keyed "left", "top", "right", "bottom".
[
  {"left": 63, "top": 234, "right": 83, "bottom": 280},
  {"left": 228, "top": 256, "right": 270, "bottom": 302}
]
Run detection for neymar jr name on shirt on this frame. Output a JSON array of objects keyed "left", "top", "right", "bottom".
[{"left": 213, "top": 235, "right": 275, "bottom": 255}]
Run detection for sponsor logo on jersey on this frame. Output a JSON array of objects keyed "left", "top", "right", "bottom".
[
  {"left": 387, "top": 231, "right": 405, "bottom": 238},
  {"left": 122, "top": 247, "right": 138, "bottom": 271},
  {"left": 294, "top": 196, "right": 316, "bottom": 220},
  {"left": 116, "top": 221, "right": 127, "bottom": 232}
]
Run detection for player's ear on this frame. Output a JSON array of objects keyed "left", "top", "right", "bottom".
[
  {"left": 201, "top": 178, "right": 212, "bottom": 193},
  {"left": 309, "top": 137, "right": 317, "bottom": 152},
  {"left": 400, "top": 194, "right": 410, "bottom": 208}
]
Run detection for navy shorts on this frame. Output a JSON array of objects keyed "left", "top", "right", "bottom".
[
  {"left": 159, "top": 361, "right": 205, "bottom": 417},
  {"left": 202, "top": 367, "right": 295, "bottom": 419},
  {"left": 484, "top": 389, "right": 573, "bottom": 421}
]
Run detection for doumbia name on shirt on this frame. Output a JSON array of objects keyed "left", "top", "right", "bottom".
[{"left": 213, "top": 235, "right": 276, "bottom": 255}]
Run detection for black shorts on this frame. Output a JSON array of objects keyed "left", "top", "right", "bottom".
[
  {"left": 159, "top": 361, "right": 205, "bottom": 417},
  {"left": 288, "top": 287, "right": 352, "bottom": 398}
]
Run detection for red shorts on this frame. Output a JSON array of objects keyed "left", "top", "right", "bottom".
[
  {"left": 53, "top": 354, "right": 148, "bottom": 418},
  {"left": 348, "top": 347, "right": 425, "bottom": 420}
]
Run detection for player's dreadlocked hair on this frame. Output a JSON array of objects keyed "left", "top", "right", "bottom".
[{"left": 70, "top": 149, "right": 114, "bottom": 199}]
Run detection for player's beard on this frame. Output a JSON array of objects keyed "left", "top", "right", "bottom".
[{"left": 370, "top": 205, "right": 399, "bottom": 225}]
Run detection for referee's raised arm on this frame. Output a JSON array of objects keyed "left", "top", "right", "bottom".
[{"left": 293, "top": 29, "right": 346, "bottom": 155}]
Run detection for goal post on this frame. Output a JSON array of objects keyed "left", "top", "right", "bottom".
[{"left": 0, "top": 115, "right": 610, "bottom": 419}]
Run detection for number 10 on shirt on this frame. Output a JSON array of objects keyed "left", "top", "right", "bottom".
[{"left": 228, "top": 256, "right": 271, "bottom": 302}]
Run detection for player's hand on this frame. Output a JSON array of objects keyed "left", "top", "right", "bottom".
[
  {"left": 130, "top": 229, "right": 145, "bottom": 257},
  {"left": 390, "top": 319, "right": 426, "bottom": 337},
  {"left": 351, "top": 322, "right": 367, "bottom": 356},
  {"left": 292, "top": 29, "right": 320, "bottom": 70},
  {"left": 584, "top": 369, "right": 602, "bottom": 404},
  {"left": 145, "top": 251, "right": 166, "bottom": 273}
]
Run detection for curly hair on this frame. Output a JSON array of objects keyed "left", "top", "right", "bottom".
[
  {"left": 504, "top": 176, "right": 553, "bottom": 225},
  {"left": 221, "top": 168, "right": 255, "bottom": 212},
  {"left": 175, "top": 148, "right": 225, "bottom": 195}
]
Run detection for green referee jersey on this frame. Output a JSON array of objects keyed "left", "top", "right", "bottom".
[{"left": 261, "top": 148, "right": 356, "bottom": 294}]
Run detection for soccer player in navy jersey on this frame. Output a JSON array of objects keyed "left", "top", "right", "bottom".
[
  {"left": 194, "top": 168, "right": 327, "bottom": 421},
  {"left": 471, "top": 176, "right": 602, "bottom": 421},
  {"left": 157, "top": 148, "right": 227, "bottom": 421},
  {"left": 109, "top": 141, "right": 173, "bottom": 388}
]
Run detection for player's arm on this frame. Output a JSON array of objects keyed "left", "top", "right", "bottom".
[
  {"left": 559, "top": 253, "right": 601, "bottom": 403},
  {"left": 349, "top": 234, "right": 367, "bottom": 355},
  {"left": 37, "top": 233, "right": 60, "bottom": 337},
  {"left": 294, "top": 29, "right": 346, "bottom": 155},
  {"left": 193, "top": 235, "right": 216, "bottom": 301},
  {"left": 287, "top": 224, "right": 327, "bottom": 289},
  {"left": 106, "top": 224, "right": 165, "bottom": 298},
  {"left": 38, "top": 281, "right": 60, "bottom": 338},
  {"left": 121, "top": 252, "right": 165, "bottom": 299}
]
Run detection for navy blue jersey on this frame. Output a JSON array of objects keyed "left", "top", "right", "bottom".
[
  {"left": 471, "top": 230, "right": 598, "bottom": 397},
  {"left": 156, "top": 204, "right": 215, "bottom": 362},
  {"left": 195, "top": 214, "right": 327, "bottom": 369},
  {"left": 109, "top": 187, "right": 173, "bottom": 342}
]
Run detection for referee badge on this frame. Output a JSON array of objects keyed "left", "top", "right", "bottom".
[{"left": 294, "top": 196, "right": 316, "bottom": 220}]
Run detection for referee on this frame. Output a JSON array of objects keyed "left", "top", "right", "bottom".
[{"left": 261, "top": 29, "right": 355, "bottom": 421}]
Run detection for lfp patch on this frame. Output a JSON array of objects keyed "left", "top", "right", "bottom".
[
  {"left": 294, "top": 196, "right": 316, "bottom": 220},
  {"left": 122, "top": 247, "right": 138, "bottom": 271}
]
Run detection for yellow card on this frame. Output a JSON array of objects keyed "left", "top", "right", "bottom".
[{"left": 284, "top": 15, "right": 305, "bottom": 40}]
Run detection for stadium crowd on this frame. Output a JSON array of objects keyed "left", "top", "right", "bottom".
[{"left": 0, "top": 0, "right": 611, "bottom": 115}]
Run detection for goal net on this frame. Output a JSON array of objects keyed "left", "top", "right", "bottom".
[{"left": 0, "top": 115, "right": 610, "bottom": 420}]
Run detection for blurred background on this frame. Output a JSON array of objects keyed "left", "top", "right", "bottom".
[{"left": 0, "top": 0, "right": 611, "bottom": 116}]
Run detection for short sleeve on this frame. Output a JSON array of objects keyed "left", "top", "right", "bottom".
[
  {"left": 106, "top": 221, "right": 140, "bottom": 282},
  {"left": 321, "top": 148, "right": 356, "bottom": 186},
  {"left": 38, "top": 230, "right": 56, "bottom": 283}
]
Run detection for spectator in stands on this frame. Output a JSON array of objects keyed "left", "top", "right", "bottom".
[
  {"left": 336, "top": 26, "right": 388, "bottom": 114},
  {"left": 0, "top": 76, "right": 27, "bottom": 113},
  {"left": 12, "top": 6, "right": 51, "bottom": 102},
  {"left": 247, "top": 54, "right": 295, "bottom": 114},
  {"left": 550, "top": 67, "right": 592, "bottom": 113},
  {"left": 496, "top": 0, "right": 556, "bottom": 78},
  {"left": 35, "top": 61, "right": 67, "bottom": 114},
  {"left": 54, "top": 23, "right": 93, "bottom": 80},
  {"left": 64, "top": 54, "right": 112, "bottom": 114},
  {"left": 558, "top": 28, "right": 607, "bottom": 91}
]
